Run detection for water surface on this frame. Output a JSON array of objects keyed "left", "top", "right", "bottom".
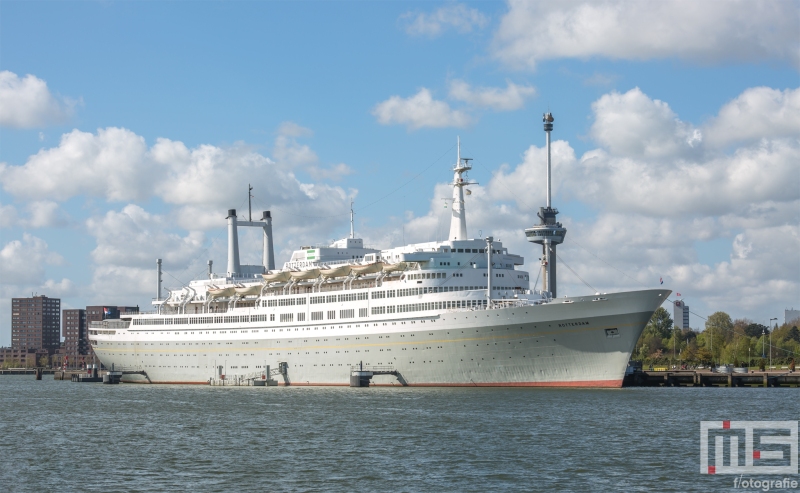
[{"left": 1, "top": 376, "right": 796, "bottom": 492}]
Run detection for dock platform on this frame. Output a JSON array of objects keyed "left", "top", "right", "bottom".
[{"left": 623, "top": 370, "right": 799, "bottom": 387}]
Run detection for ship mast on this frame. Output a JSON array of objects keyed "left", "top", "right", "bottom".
[
  {"left": 248, "top": 184, "right": 253, "bottom": 222},
  {"left": 350, "top": 199, "right": 355, "bottom": 239},
  {"left": 448, "top": 137, "right": 477, "bottom": 241},
  {"left": 524, "top": 113, "right": 567, "bottom": 298}
]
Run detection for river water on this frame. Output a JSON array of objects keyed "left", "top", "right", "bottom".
[{"left": 0, "top": 376, "right": 797, "bottom": 492}]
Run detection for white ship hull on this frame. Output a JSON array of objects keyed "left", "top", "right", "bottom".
[{"left": 92, "top": 289, "right": 669, "bottom": 387}]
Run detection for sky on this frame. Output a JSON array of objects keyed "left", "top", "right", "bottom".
[{"left": 0, "top": 0, "right": 798, "bottom": 345}]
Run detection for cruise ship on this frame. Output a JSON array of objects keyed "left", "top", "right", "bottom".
[{"left": 91, "top": 114, "right": 669, "bottom": 386}]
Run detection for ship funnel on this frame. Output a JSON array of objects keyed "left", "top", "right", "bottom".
[
  {"left": 226, "top": 209, "right": 241, "bottom": 277},
  {"left": 156, "top": 258, "right": 162, "bottom": 301},
  {"left": 262, "top": 211, "right": 275, "bottom": 271}
]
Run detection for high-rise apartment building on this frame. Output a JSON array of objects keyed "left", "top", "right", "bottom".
[
  {"left": 673, "top": 300, "right": 690, "bottom": 329},
  {"left": 62, "top": 306, "right": 138, "bottom": 368},
  {"left": 11, "top": 295, "right": 61, "bottom": 350},
  {"left": 62, "top": 309, "right": 87, "bottom": 368}
]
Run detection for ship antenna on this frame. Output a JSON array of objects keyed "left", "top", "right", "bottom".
[
  {"left": 350, "top": 199, "right": 355, "bottom": 239},
  {"left": 248, "top": 184, "right": 253, "bottom": 222}
]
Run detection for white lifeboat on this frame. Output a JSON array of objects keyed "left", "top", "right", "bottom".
[
  {"left": 290, "top": 268, "right": 321, "bottom": 280},
  {"left": 262, "top": 271, "right": 291, "bottom": 282},
  {"left": 233, "top": 284, "right": 263, "bottom": 296},
  {"left": 320, "top": 264, "right": 352, "bottom": 278},
  {"left": 382, "top": 262, "right": 407, "bottom": 273},
  {"left": 207, "top": 286, "right": 236, "bottom": 299},
  {"left": 351, "top": 262, "right": 384, "bottom": 275}
]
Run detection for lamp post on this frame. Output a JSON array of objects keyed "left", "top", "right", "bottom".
[
  {"left": 769, "top": 317, "right": 777, "bottom": 370},
  {"left": 710, "top": 326, "right": 713, "bottom": 367}
]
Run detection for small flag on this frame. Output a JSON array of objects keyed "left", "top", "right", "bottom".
[
  {"left": 660, "top": 277, "right": 663, "bottom": 285},
  {"left": 676, "top": 292, "right": 681, "bottom": 297}
]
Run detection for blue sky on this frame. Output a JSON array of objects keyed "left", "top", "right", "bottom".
[{"left": 1, "top": 0, "right": 798, "bottom": 344}]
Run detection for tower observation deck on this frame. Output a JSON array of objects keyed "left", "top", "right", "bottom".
[{"left": 525, "top": 113, "right": 566, "bottom": 298}]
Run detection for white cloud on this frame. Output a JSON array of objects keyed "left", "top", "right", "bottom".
[
  {"left": 573, "top": 87, "right": 799, "bottom": 217},
  {"left": 0, "top": 233, "right": 65, "bottom": 287},
  {"left": 492, "top": 1, "right": 800, "bottom": 70},
  {"left": 704, "top": 87, "right": 800, "bottom": 148},
  {"left": 589, "top": 87, "right": 701, "bottom": 158},
  {"left": 379, "top": 84, "right": 799, "bottom": 323},
  {"left": 86, "top": 205, "right": 205, "bottom": 269},
  {"left": 0, "top": 204, "right": 18, "bottom": 228},
  {"left": 0, "top": 71, "right": 76, "bottom": 128},
  {"left": 307, "top": 163, "right": 354, "bottom": 182},
  {"left": 0, "top": 125, "right": 354, "bottom": 236},
  {"left": 401, "top": 3, "right": 488, "bottom": 37},
  {"left": 277, "top": 121, "right": 313, "bottom": 138},
  {"left": 25, "top": 201, "right": 70, "bottom": 228},
  {"left": 372, "top": 88, "right": 472, "bottom": 129},
  {"left": 0, "top": 200, "right": 70, "bottom": 228},
  {"left": 0, "top": 127, "right": 151, "bottom": 202},
  {"left": 448, "top": 79, "right": 536, "bottom": 111},
  {"left": 273, "top": 135, "right": 318, "bottom": 167}
]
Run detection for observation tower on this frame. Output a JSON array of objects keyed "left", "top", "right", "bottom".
[{"left": 525, "top": 112, "right": 567, "bottom": 297}]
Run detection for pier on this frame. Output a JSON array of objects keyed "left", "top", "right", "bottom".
[
  {"left": 210, "top": 363, "right": 285, "bottom": 386},
  {"left": 623, "top": 370, "right": 799, "bottom": 387}
]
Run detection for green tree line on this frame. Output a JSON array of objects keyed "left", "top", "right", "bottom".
[{"left": 633, "top": 308, "right": 800, "bottom": 368}]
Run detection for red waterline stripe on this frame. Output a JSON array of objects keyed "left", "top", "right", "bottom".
[{"left": 126, "top": 379, "right": 623, "bottom": 388}]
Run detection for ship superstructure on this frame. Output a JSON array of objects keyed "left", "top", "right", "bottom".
[{"left": 90, "top": 117, "right": 669, "bottom": 386}]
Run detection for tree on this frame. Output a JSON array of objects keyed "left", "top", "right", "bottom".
[
  {"left": 788, "top": 326, "right": 800, "bottom": 343},
  {"left": 697, "top": 348, "right": 713, "bottom": 365},
  {"left": 645, "top": 307, "right": 673, "bottom": 339},
  {"left": 706, "top": 311, "right": 734, "bottom": 344},
  {"left": 744, "top": 323, "right": 769, "bottom": 338}
]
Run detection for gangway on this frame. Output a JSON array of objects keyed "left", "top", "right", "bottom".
[{"left": 350, "top": 362, "right": 407, "bottom": 387}]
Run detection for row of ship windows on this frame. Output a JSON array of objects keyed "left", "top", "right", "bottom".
[
  {"left": 130, "top": 299, "right": 483, "bottom": 327},
  {"left": 121, "top": 318, "right": 437, "bottom": 337}
]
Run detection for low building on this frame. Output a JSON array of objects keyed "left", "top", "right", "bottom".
[{"left": 0, "top": 347, "right": 52, "bottom": 368}]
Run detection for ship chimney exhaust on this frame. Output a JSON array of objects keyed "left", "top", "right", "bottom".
[
  {"left": 262, "top": 210, "right": 275, "bottom": 271},
  {"left": 226, "top": 209, "right": 241, "bottom": 277},
  {"left": 156, "top": 258, "right": 162, "bottom": 301}
]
